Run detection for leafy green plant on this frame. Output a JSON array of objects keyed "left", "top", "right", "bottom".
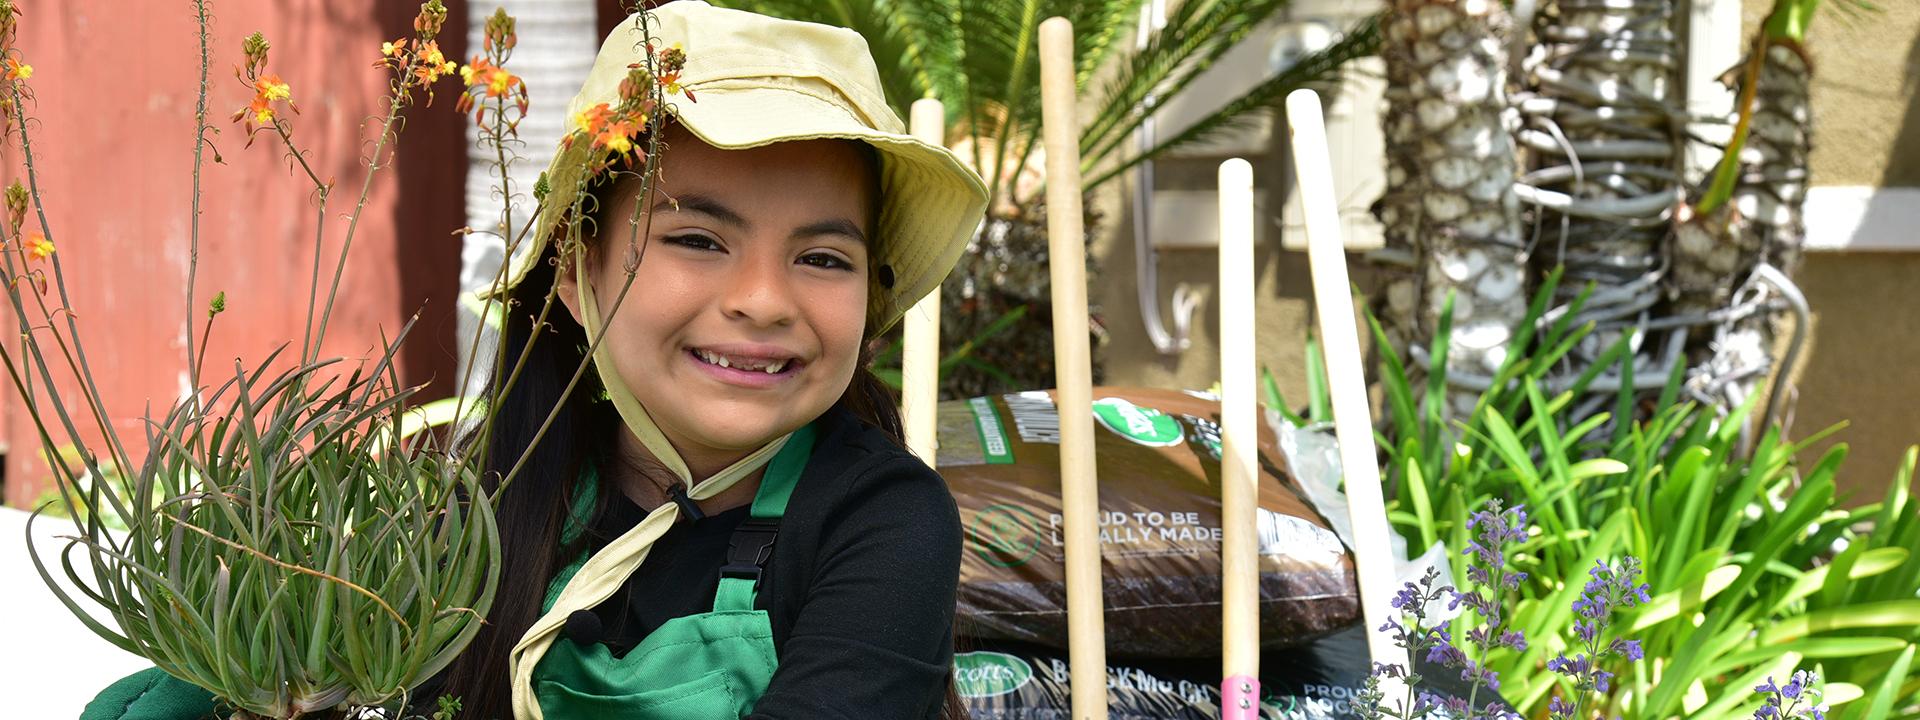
[
  {"left": 15, "top": 2, "right": 687, "bottom": 717},
  {"left": 1368, "top": 269, "right": 1920, "bottom": 719},
  {"left": 27, "top": 444, "right": 146, "bottom": 531}
]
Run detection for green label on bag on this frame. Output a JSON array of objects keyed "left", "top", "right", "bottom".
[
  {"left": 1092, "top": 397, "right": 1184, "bottom": 447},
  {"left": 953, "top": 651, "right": 1034, "bottom": 698},
  {"left": 969, "top": 503, "right": 1043, "bottom": 568},
  {"left": 970, "top": 397, "right": 1014, "bottom": 464}
]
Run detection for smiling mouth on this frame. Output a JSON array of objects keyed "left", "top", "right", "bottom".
[{"left": 688, "top": 347, "right": 800, "bottom": 375}]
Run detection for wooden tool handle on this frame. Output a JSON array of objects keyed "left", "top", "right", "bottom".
[
  {"left": 1216, "top": 157, "right": 1260, "bottom": 719},
  {"left": 902, "top": 98, "right": 946, "bottom": 466},
  {"left": 1285, "top": 88, "right": 1411, "bottom": 690},
  {"left": 1039, "top": 16, "right": 1108, "bottom": 720}
]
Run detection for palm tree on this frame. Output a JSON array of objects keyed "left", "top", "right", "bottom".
[
  {"left": 714, "top": 0, "right": 1377, "bottom": 397},
  {"left": 1670, "top": 0, "right": 1828, "bottom": 429},
  {"left": 1374, "top": 0, "right": 1528, "bottom": 418},
  {"left": 1510, "top": 0, "right": 1688, "bottom": 422}
]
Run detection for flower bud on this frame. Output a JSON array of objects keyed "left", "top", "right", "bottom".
[
  {"left": 0, "top": 0, "right": 18, "bottom": 50},
  {"left": 5, "top": 180, "right": 26, "bottom": 228},
  {"left": 242, "top": 32, "right": 271, "bottom": 76},
  {"left": 659, "top": 45, "right": 686, "bottom": 76},
  {"left": 414, "top": 0, "right": 448, "bottom": 40},
  {"left": 618, "top": 67, "right": 652, "bottom": 103},
  {"left": 485, "top": 8, "right": 517, "bottom": 54},
  {"left": 209, "top": 290, "right": 226, "bottom": 316}
]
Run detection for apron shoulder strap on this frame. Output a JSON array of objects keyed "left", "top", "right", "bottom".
[{"left": 713, "top": 423, "right": 817, "bottom": 612}]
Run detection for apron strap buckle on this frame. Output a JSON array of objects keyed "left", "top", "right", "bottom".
[{"left": 720, "top": 517, "right": 781, "bottom": 584}]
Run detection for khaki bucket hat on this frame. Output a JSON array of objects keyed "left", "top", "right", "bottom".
[{"left": 490, "top": 0, "right": 988, "bottom": 333}]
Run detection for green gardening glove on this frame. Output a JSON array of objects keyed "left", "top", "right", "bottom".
[{"left": 81, "top": 667, "right": 219, "bottom": 720}]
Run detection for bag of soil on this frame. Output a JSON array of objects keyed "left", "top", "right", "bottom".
[
  {"left": 954, "top": 626, "right": 1503, "bottom": 720},
  {"left": 938, "top": 387, "right": 1359, "bottom": 658}
]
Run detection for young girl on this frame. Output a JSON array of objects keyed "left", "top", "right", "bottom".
[
  {"left": 84, "top": 3, "right": 988, "bottom": 719},
  {"left": 441, "top": 3, "right": 989, "bottom": 718}
]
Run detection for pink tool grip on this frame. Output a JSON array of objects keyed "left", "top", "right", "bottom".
[{"left": 1222, "top": 675, "right": 1261, "bottom": 720}]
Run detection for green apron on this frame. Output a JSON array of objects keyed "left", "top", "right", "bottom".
[{"left": 530, "top": 424, "right": 815, "bottom": 719}]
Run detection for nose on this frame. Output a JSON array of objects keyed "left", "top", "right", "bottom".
[{"left": 719, "top": 248, "right": 798, "bottom": 327}]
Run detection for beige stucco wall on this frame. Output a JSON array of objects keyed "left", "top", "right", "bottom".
[
  {"left": 1776, "top": 0, "right": 1920, "bottom": 187},
  {"left": 1761, "top": 0, "right": 1920, "bottom": 498},
  {"left": 1096, "top": 0, "right": 1920, "bottom": 500}
]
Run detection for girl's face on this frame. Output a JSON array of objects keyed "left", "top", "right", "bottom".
[{"left": 558, "top": 132, "right": 876, "bottom": 476}]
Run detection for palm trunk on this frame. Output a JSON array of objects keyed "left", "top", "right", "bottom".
[
  {"left": 1517, "top": 0, "right": 1685, "bottom": 416},
  {"left": 1671, "top": 32, "right": 1813, "bottom": 419},
  {"left": 1377, "top": 0, "right": 1528, "bottom": 417},
  {"left": 1742, "top": 41, "right": 1811, "bottom": 277}
]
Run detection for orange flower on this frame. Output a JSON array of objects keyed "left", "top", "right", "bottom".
[
  {"left": 459, "top": 57, "right": 517, "bottom": 98},
  {"left": 5, "top": 57, "right": 28, "bottom": 81},
  {"left": 658, "top": 43, "right": 687, "bottom": 96},
  {"left": 247, "top": 97, "right": 274, "bottom": 125},
  {"left": 255, "top": 74, "right": 290, "bottom": 102},
  {"left": 594, "top": 118, "right": 637, "bottom": 154},
  {"left": 413, "top": 40, "right": 456, "bottom": 83},
  {"left": 234, "top": 73, "right": 293, "bottom": 129},
  {"left": 459, "top": 58, "right": 485, "bottom": 86},
  {"left": 25, "top": 230, "right": 51, "bottom": 261},
  {"left": 486, "top": 67, "right": 515, "bottom": 97},
  {"left": 574, "top": 103, "right": 613, "bottom": 136},
  {"left": 381, "top": 38, "right": 408, "bottom": 58}
]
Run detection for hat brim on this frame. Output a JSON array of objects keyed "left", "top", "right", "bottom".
[{"left": 487, "top": 82, "right": 986, "bottom": 335}]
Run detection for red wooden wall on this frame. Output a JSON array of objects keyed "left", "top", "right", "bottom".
[{"left": 1, "top": 1, "right": 469, "bottom": 507}]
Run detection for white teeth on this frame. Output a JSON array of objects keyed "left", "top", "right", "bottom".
[{"left": 695, "top": 349, "right": 789, "bottom": 374}]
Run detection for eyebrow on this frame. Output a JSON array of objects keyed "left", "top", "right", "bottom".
[
  {"left": 791, "top": 218, "right": 868, "bottom": 245},
  {"left": 655, "top": 193, "right": 868, "bottom": 245},
  {"left": 655, "top": 194, "right": 749, "bottom": 229}
]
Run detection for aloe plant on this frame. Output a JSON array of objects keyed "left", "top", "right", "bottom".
[{"left": 16, "top": 2, "right": 687, "bottom": 716}]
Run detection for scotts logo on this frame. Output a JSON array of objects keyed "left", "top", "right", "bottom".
[
  {"left": 1092, "top": 397, "right": 1184, "bottom": 447},
  {"left": 952, "top": 652, "right": 1034, "bottom": 698}
]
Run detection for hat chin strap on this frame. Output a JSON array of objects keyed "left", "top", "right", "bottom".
[
  {"left": 572, "top": 249, "right": 790, "bottom": 492},
  {"left": 508, "top": 251, "right": 796, "bottom": 720}
]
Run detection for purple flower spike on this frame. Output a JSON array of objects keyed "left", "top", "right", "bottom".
[
  {"left": 1543, "top": 554, "right": 1652, "bottom": 720},
  {"left": 1752, "top": 671, "right": 1827, "bottom": 720}
]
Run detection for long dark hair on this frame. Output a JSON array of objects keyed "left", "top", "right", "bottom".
[{"left": 432, "top": 143, "right": 966, "bottom": 720}]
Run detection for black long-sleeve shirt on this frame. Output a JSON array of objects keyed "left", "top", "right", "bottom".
[{"left": 574, "top": 405, "right": 963, "bottom": 719}]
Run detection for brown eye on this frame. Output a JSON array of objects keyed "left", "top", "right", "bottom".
[
  {"left": 666, "top": 234, "right": 722, "bottom": 252},
  {"left": 799, "top": 252, "right": 854, "bottom": 271}
]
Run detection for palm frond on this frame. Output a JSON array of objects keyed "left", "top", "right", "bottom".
[
  {"left": 1699, "top": 0, "right": 1828, "bottom": 213},
  {"left": 711, "top": 0, "right": 931, "bottom": 117},
  {"left": 1071, "top": 0, "right": 1151, "bottom": 87},
  {"left": 1760, "top": 0, "right": 1823, "bottom": 41},
  {"left": 1079, "top": 0, "right": 1293, "bottom": 166},
  {"left": 901, "top": 0, "right": 968, "bottom": 125},
  {"left": 1081, "top": 15, "right": 1379, "bottom": 192}
]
